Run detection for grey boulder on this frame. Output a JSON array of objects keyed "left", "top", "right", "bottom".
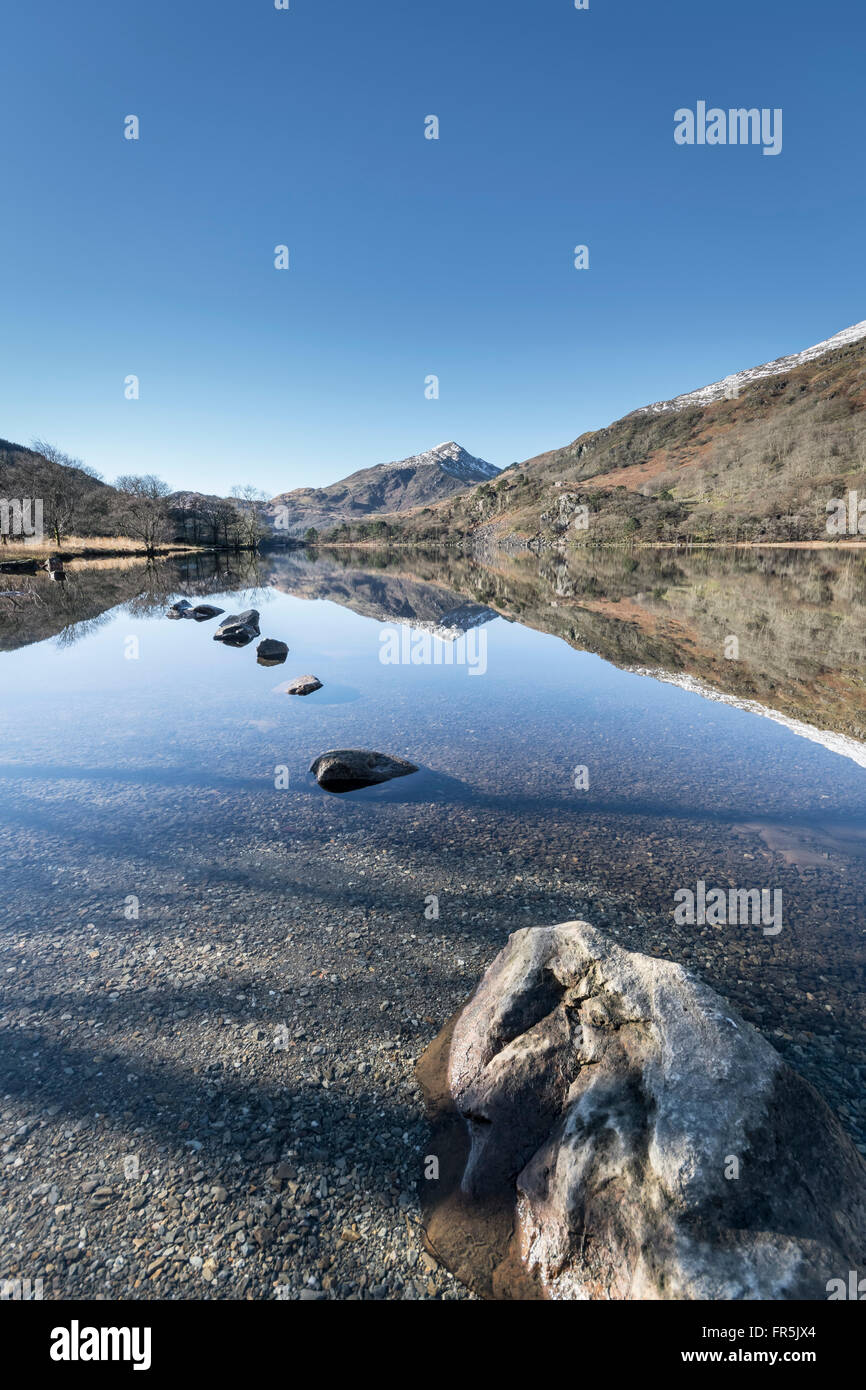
[
  {"left": 213, "top": 609, "right": 261, "bottom": 646},
  {"left": 167, "top": 599, "right": 193, "bottom": 619},
  {"left": 286, "top": 675, "right": 322, "bottom": 695},
  {"left": 427, "top": 921, "right": 866, "bottom": 1300},
  {"left": 309, "top": 748, "right": 418, "bottom": 791},
  {"left": 256, "top": 638, "right": 289, "bottom": 666},
  {"left": 191, "top": 603, "right": 224, "bottom": 622}
]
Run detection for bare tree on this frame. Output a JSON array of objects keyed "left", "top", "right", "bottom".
[
  {"left": 113, "top": 474, "right": 173, "bottom": 555},
  {"left": 31, "top": 439, "right": 94, "bottom": 545},
  {"left": 230, "top": 484, "right": 268, "bottom": 550},
  {"left": 169, "top": 492, "right": 209, "bottom": 545}
]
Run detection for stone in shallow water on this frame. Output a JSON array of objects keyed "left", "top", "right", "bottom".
[
  {"left": 419, "top": 920, "right": 866, "bottom": 1301},
  {"left": 213, "top": 609, "right": 261, "bottom": 646},
  {"left": 191, "top": 604, "right": 224, "bottom": 622},
  {"left": 256, "top": 638, "right": 289, "bottom": 666},
  {"left": 285, "top": 674, "right": 322, "bottom": 695},
  {"left": 167, "top": 599, "right": 193, "bottom": 619},
  {"left": 309, "top": 748, "right": 418, "bottom": 791}
]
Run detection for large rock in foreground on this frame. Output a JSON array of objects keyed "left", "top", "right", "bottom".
[
  {"left": 309, "top": 748, "right": 418, "bottom": 791},
  {"left": 419, "top": 922, "right": 866, "bottom": 1300}
]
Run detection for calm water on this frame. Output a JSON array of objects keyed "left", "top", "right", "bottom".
[{"left": 2, "top": 548, "right": 865, "bottom": 1148}]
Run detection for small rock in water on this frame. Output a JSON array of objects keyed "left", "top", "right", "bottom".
[
  {"left": 257, "top": 638, "right": 289, "bottom": 666},
  {"left": 309, "top": 748, "right": 418, "bottom": 792},
  {"left": 167, "top": 599, "right": 193, "bottom": 619},
  {"left": 192, "top": 604, "right": 224, "bottom": 622},
  {"left": 286, "top": 674, "right": 322, "bottom": 695},
  {"left": 214, "top": 609, "right": 261, "bottom": 646}
]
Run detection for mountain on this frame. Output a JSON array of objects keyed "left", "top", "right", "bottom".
[
  {"left": 265, "top": 441, "right": 499, "bottom": 538},
  {"left": 362, "top": 321, "right": 866, "bottom": 548}
]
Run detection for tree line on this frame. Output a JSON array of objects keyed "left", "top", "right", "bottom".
[{"left": 0, "top": 439, "right": 269, "bottom": 556}]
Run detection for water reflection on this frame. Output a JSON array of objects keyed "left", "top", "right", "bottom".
[
  {"left": 2, "top": 545, "right": 864, "bottom": 751},
  {"left": 1, "top": 543, "right": 865, "bottom": 1158}
]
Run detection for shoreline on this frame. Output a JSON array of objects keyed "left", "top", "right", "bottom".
[{"left": 310, "top": 538, "right": 866, "bottom": 553}]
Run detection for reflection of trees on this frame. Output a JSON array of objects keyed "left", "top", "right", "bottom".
[
  {"left": 54, "top": 612, "right": 113, "bottom": 648},
  {"left": 0, "top": 553, "right": 265, "bottom": 654},
  {"left": 0, "top": 581, "right": 45, "bottom": 612},
  {"left": 123, "top": 555, "right": 267, "bottom": 617},
  {"left": 175, "top": 551, "right": 264, "bottom": 591}
]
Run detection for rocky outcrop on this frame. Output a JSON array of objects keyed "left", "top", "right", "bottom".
[
  {"left": 285, "top": 675, "right": 322, "bottom": 695},
  {"left": 419, "top": 922, "right": 866, "bottom": 1300},
  {"left": 213, "top": 609, "right": 260, "bottom": 647},
  {"left": 309, "top": 749, "right": 418, "bottom": 791}
]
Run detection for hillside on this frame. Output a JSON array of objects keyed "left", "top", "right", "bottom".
[
  {"left": 0, "top": 442, "right": 263, "bottom": 556},
  {"left": 0, "top": 438, "right": 118, "bottom": 546},
  {"left": 330, "top": 325, "right": 866, "bottom": 548},
  {"left": 266, "top": 441, "right": 499, "bottom": 538}
]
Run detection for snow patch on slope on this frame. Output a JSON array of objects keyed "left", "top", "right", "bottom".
[
  {"left": 636, "top": 320, "right": 866, "bottom": 417},
  {"left": 629, "top": 666, "right": 866, "bottom": 770}
]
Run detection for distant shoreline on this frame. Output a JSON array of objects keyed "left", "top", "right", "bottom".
[
  {"left": 0, "top": 541, "right": 258, "bottom": 572},
  {"left": 311, "top": 538, "right": 866, "bottom": 553},
  {"left": 3, "top": 536, "right": 864, "bottom": 576}
]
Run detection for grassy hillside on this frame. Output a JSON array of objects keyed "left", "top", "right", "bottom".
[{"left": 324, "top": 336, "right": 866, "bottom": 548}]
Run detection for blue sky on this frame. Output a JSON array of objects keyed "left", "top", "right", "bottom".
[{"left": 2, "top": 0, "right": 864, "bottom": 495}]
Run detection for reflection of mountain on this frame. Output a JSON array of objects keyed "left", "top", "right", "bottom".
[
  {"left": 324, "top": 546, "right": 866, "bottom": 746},
  {"left": 262, "top": 553, "right": 499, "bottom": 640},
  {"left": 631, "top": 670, "right": 866, "bottom": 771},
  {"left": 4, "top": 546, "right": 864, "bottom": 757}
]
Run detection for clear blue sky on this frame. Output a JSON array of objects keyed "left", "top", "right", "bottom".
[{"left": 2, "top": 0, "right": 864, "bottom": 495}]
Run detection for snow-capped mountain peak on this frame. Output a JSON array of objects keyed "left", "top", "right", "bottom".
[
  {"left": 384, "top": 441, "right": 500, "bottom": 481},
  {"left": 637, "top": 319, "right": 866, "bottom": 416}
]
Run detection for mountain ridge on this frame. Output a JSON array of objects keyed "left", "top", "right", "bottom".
[
  {"left": 326, "top": 319, "right": 866, "bottom": 547},
  {"left": 265, "top": 441, "right": 498, "bottom": 537},
  {"left": 634, "top": 319, "right": 866, "bottom": 417}
]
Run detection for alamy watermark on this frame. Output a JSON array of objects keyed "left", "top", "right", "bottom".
[
  {"left": 675, "top": 104, "right": 782, "bottom": 157},
  {"left": 0, "top": 497, "right": 44, "bottom": 541},
  {"left": 1, "top": 1277, "right": 44, "bottom": 1300},
  {"left": 826, "top": 1270, "right": 866, "bottom": 1300},
  {"left": 826, "top": 491, "right": 866, "bottom": 536},
  {"left": 379, "top": 624, "right": 487, "bottom": 676},
  {"left": 674, "top": 880, "right": 783, "bottom": 936}
]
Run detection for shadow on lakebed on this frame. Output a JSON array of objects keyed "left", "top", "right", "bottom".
[{"left": 302, "top": 763, "right": 473, "bottom": 804}]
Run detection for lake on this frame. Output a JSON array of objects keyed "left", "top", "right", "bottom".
[{"left": 1, "top": 545, "right": 864, "bottom": 1299}]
